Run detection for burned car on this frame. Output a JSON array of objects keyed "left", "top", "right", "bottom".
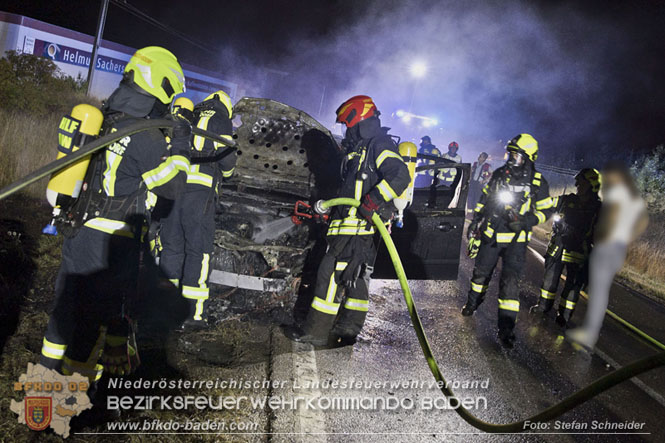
[{"left": 208, "top": 99, "right": 468, "bottom": 321}]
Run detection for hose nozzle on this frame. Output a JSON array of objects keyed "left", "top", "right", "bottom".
[{"left": 314, "top": 200, "right": 330, "bottom": 216}]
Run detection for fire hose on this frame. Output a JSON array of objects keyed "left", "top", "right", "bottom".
[{"left": 319, "top": 197, "right": 665, "bottom": 433}]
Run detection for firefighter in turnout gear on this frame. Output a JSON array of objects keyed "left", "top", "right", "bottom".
[
  {"left": 160, "top": 90, "right": 236, "bottom": 329},
  {"left": 286, "top": 95, "right": 410, "bottom": 346},
  {"left": 531, "top": 168, "right": 602, "bottom": 326},
  {"left": 439, "top": 141, "right": 462, "bottom": 186},
  {"left": 462, "top": 134, "right": 554, "bottom": 348},
  {"left": 414, "top": 135, "right": 441, "bottom": 188},
  {"left": 40, "top": 47, "right": 189, "bottom": 403}
]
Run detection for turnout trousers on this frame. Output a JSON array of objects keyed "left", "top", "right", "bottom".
[
  {"left": 466, "top": 238, "right": 526, "bottom": 332},
  {"left": 538, "top": 244, "right": 587, "bottom": 322},
  {"left": 160, "top": 187, "right": 216, "bottom": 321},
  {"left": 40, "top": 226, "right": 140, "bottom": 383},
  {"left": 302, "top": 235, "right": 375, "bottom": 340}
]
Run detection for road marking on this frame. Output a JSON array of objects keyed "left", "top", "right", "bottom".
[
  {"left": 527, "top": 245, "right": 665, "bottom": 408},
  {"left": 291, "top": 341, "right": 327, "bottom": 443}
]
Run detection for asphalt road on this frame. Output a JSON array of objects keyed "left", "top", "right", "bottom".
[{"left": 268, "top": 239, "right": 665, "bottom": 442}]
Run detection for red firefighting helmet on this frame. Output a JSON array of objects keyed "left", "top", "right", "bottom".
[{"left": 335, "top": 95, "right": 378, "bottom": 127}]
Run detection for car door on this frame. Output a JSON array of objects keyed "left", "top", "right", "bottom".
[{"left": 373, "top": 156, "right": 470, "bottom": 280}]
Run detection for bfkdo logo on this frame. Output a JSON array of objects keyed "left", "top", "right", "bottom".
[
  {"left": 10, "top": 363, "right": 92, "bottom": 438},
  {"left": 25, "top": 397, "right": 52, "bottom": 431}
]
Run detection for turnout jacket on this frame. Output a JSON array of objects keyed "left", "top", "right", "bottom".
[
  {"left": 549, "top": 193, "right": 601, "bottom": 263},
  {"left": 84, "top": 106, "right": 190, "bottom": 238},
  {"left": 472, "top": 165, "right": 554, "bottom": 243},
  {"left": 188, "top": 100, "right": 235, "bottom": 189},
  {"left": 328, "top": 126, "right": 410, "bottom": 236}
]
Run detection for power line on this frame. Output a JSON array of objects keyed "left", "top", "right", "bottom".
[{"left": 109, "top": 0, "right": 216, "bottom": 55}]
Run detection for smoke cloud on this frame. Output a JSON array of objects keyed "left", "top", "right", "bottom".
[{"left": 225, "top": 0, "right": 651, "bottom": 166}]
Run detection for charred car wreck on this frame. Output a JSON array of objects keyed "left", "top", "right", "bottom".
[{"left": 206, "top": 98, "right": 468, "bottom": 322}]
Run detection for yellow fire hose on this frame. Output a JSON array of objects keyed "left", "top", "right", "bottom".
[{"left": 321, "top": 197, "right": 665, "bottom": 433}]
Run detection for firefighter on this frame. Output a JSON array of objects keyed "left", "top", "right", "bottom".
[
  {"left": 414, "top": 135, "right": 440, "bottom": 188},
  {"left": 439, "top": 141, "right": 462, "bottom": 186},
  {"left": 462, "top": 134, "right": 554, "bottom": 348},
  {"left": 531, "top": 168, "right": 602, "bottom": 327},
  {"left": 159, "top": 91, "right": 236, "bottom": 329},
  {"left": 39, "top": 47, "right": 190, "bottom": 403},
  {"left": 285, "top": 95, "right": 410, "bottom": 346}
]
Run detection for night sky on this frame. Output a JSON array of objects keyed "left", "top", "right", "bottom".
[{"left": 3, "top": 0, "right": 665, "bottom": 165}]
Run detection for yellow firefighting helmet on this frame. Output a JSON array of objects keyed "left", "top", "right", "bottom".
[
  {"left": 124, "top": 46, "right": 185, "bottom": 104},
  {"left": 204, "top": 90, "right": 233, "bottom": 118},
  {"left": 172, "top": 96, "right": 194, "bottom": 122},
  {"left": 173, "top": 97, "right": 194, "bottom": 113},
  {"left": 506, "top": 133, "right": 539, "bottom": 162},
  {"left": 576, "top": 168, "right": 602, "bottom": 193}
]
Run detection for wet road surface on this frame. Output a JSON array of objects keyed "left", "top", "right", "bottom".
[{"left": 268, "top": 239, "right": 665, "bottom": 442}]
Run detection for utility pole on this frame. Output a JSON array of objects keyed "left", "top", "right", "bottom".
[{"left": 86, "top": 0, "right": 110, "bottom": 97}]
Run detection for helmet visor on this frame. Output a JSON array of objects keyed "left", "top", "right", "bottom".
[{"left": 505, "top": 151, "right": 525, "bottom": 168}]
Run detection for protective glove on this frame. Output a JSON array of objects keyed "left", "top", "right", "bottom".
[
  {"left": 357, "top": 193, "right": 381, "bottom": 223},
  {"left": 467, "top": 220, "right": 480, "bottom": 240},
  {"left": 552, "top": 221, "right": 568, "bottom": 236},
  {"left": 101, "top": 335, "right": 139, "bottom": 376},
  {"left": 169, "top": 116, "right": 192, "bottom": 161}
]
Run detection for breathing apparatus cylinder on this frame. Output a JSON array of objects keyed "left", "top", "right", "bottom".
[
  {"left": 393, "top": 141, "right": 418, "bottom": 228},
  {"left": 43, "top": 104, "right": 103, "bottom": 234},
  {"left": 46, "top": 104, "right": 104, "bottom": 206}
]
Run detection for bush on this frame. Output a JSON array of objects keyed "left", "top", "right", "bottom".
[
  {"left": 631, "top": 145, "right": 665, "bottom": 214},
  {"left": 0, "top": 51, "right": 87, "bottom": 116},
  {"left": 0, "top": 51, "right": 99, "bottom": 197}
]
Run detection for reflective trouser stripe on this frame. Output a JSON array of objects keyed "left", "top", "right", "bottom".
[
  {"left": 564, "top": 300, "right": 576, "bottom": 310},
  {"left": 41, "top": 338, "right": 66, "bottom": 360},
  {"left": 312, "top": 261, "right": 347, "bottom": 315},
  {"left": 186, "top": 171, "right": 214, "bottom": 187},
  {"left": 198, "top": 253, "right": 210, "bottom": 288},
  {"left": 62, "top": 358, "right": 104, "bottom": 381},
  {"left": 84, "top": 218, "right": 135, "bottom": 238},
  {"left": 498, "top": 299, "right": 520, "bottom": 312},
  {"left": 311, "top": 297, "right": 341, "bottom": 315},
  {"left": 471, "top": 282, "right": 488, "bottom": 294},
  {"left": 61, "top": 329, "right": 106, "bottom": 382},
  {"left": 495, "top": 232, "right": 531, "bottom": 243},
  {"left": 182, "top": 286, "right": 209, "bottom": 320},
  {"left": 344, "top": 297, "right": 369, "bottom": 312},
  {"left": 540, "top": 288, "right": 556, "bottom": 300},
  {"left": 327, "top": 218, "right": 375, "bottom": 236},
  {"left": 169, "top": 278, "right": 180, "bottom": 286},
  {"left": 562, "top": 250, "right": 585, "bottom": 264},
  {"left": 335, "top": 261, "right": 348, "bottom": 272}
]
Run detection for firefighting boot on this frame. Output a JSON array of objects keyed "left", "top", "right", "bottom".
[
  {"left": 529, "top": 300, "right": 553, "bottom": 315},
  {"left": 179, "top": 298, "right": 210, "bottom": 332},
  {"left": 282, "top": 325, "right": 329, "bottom": 347},
  {"left": 498, "top": 328, "right": 516, "bottom": 349},
  {"left": 461, "top": 304, "right": 477, "bottom": 316}
]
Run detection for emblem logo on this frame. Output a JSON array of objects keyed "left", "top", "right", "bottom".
[{"left": 25, "top": 397, "right": 52, "bottom": 431}]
